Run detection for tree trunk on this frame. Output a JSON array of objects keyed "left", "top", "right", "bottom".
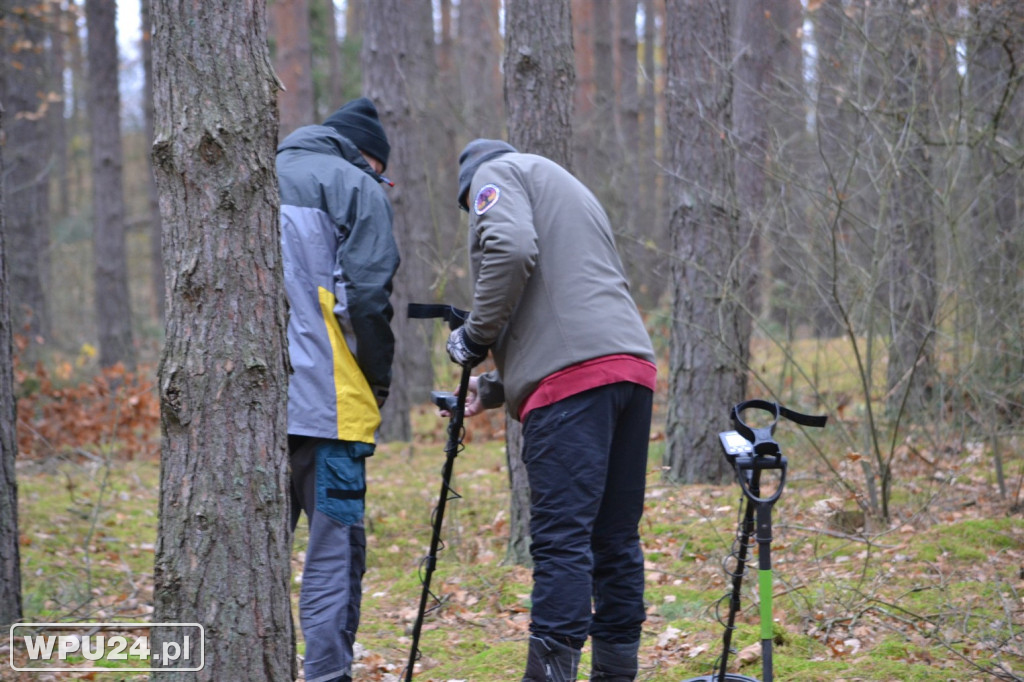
[
  {"left": 664, "top": 0, "right": 746, "bottom": 485},
  {"left": 0, "top": 101, "right": 24, "bottom": 630},
  {"left": 505, "top": 0, "right": 576, "bottom": 171},
  {"left": 86, "top": 0, "right": 135, "bottom": 370},
  {"left": 637, "top": 0, "right": 668, "bottom": 306},
  {"left": 322, "top": 0, "right": 343, "bottom": 120},
  {"left": 732, "top": 0, "right": 772, "bottom": 323},
  {"left": 502, "top": 0, "right": 576, "bottom": 566},
  {"left": 967, "top": 2, "right": 1024, "bottom": 407},
  {"left": 141, "top": 0, "right": 166, "bottom": 323},
  {"left": 150, "top": 1, "right": 294, "bottom": 679},
  {"left": 457, "top": 0, "right": 503, "bottom": 140},
  {"left": 363, "top": 0, "right": 438, "bottom": 442},
  {"left": 50, "top": 2, "right": 70, "bottom": 223},
  {"left": 763, "top": 0, "right": 806, "bottom": 333},
  {"left": 882, "top": 3, "right": 936, "bottom": 418},
  {"left": 614, "top": 0, "right": 653, "bottom": 306},
  {"left": 270, "top": 0, "right": 314, "bottom": 138},
  {"left": 2, "top": 0, "right": 52, "bottom": 353},
  {"left": 805, "top": 0, "right": 853, "bottom": 339}
]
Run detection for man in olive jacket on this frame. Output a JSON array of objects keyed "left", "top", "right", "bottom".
[
  {"left": 447, "top": 139, "right": 656, "bottom": 681},
  {"left": 277, "top": 97, "right": 400, "bottom": 682}
]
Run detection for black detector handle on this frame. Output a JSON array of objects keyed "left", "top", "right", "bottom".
[{"left": 408, "top": 303, "right": 470, "bottom": 331}]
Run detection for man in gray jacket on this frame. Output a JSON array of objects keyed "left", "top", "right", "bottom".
[
  {"left": 447, "top": 139, "right": 656, "bottom": 681},
  {"left": 277, "top": 98, "right": 400, "bottom": 682}
]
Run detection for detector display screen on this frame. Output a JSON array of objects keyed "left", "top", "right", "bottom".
[{"left": 719, "top": 430, "right": 753, "bottom": 456}]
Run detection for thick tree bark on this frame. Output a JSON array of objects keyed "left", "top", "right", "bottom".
[
  {"left": 363, "top": 0, "right": 438, "bottom": 443},
  {"left": 150, "top": 1, "right": 294, "bottom": 680},
  {"left": 502, "top": 0, "right": 576, "bottom": 566},
  {"left": 270, "top": 0, "right": 315, "bottom": 138},
  {"left": 0, "top": 102, "right": 24, "bottom": 630},
  {"left": 86, "top": 0, "right": 135, "bottom": 370},
  {"left": 505, "top": 0, "right": 576, "bottom": 171},
  {"left": 664, "top": 0, "right": 746, "bottom": 484},
  {"left": 2, "top": 0, "right": 51, "bottom": 353}
]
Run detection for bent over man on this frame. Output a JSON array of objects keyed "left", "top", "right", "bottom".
[
  {"left": 447, "top": 139, "right": 656, "bottom": 682},
  {"left": 277, "top": 97, "right": 400, "bottom": 682}
]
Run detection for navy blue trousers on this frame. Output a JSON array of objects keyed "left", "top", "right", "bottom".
[{"left": 521, "top": 381, "right": 652, "bottom": 648}]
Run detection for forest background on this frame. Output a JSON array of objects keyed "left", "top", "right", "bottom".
[{"left": 0, "top": 0, "right": 1022, "bottom": 680}]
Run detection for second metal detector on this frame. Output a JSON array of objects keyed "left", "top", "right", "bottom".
[
  {"left": 404, "top": 303, "right": 473, "bottom": 682},
  {"left": 683, "top": 400, "right": 826, "bottom": 682}
]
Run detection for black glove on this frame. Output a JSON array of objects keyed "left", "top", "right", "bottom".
[
  {"left": 371, "top": 385, "right": 389, "bottom": 408},
  {"left": 446, "top": 327, "right": 489, "bottom": 367}
]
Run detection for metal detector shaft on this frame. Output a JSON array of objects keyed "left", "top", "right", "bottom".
[
  {"left": 717, "top": 469, "right": 760, "bottom": 682},
  {"left": 404, "top": 365, "right": 472, "bottom": 681},
  {"left": 756, "top": 500, "right": 775, "bottom": 682}
]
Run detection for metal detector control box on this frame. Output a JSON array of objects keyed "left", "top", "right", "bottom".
[
  {"left": 430, "top": 390, "right": 459, "bottom": 412},
  {"left": 718, "top": 430, "right": 754, "bottom": 457}
]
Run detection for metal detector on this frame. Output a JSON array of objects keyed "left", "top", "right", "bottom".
[
  {"left": 682, "top": 400, "right": 826, "bottom": 682},
  {"left": 404, "top": 303, "right": 473, "bottom": 681}
]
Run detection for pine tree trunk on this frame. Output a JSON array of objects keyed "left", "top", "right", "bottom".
[
  {"left": 664, "top": 0, "right": 746, "bottom": 484},
  {"left": 3, "top": 0, "right": 51, "bottom": 353},
  {"left": 150, "top": 1, "right": 294, "bottom": 679},
  {"left": 0, "top": 102, "right": 25, "bottom": 629},
  {"left": 732, "top": 0, "right": 771, "bottom": 324},
  {"left": 363, "top": 0, "right": 438, "bottom": 442},
  {"left": 884, "top": 3, "right": 936, "bottom": 417},
  {"left": 141, "top": 0, "right": 166, "bottom": 323},
  {"left": 324, "top": 0, "right": 343, "bottom": 117},
  {"left": 502, "top": 0, "right": 575, "bottom": 566},
  {"left": 270, "top": 0, "right": 314, "bottom": 138},
  {"left": 86, "top": 0, "right": 135, "bottom": 370},
  {"left": 967, "top": 2, "right": 1023, "bottom": 405},
  {"left": 457, "top": 0, "right": 503, "bottom": 139},
  {"left": 638, "top": 0, "right": 668, "bottom": 306},
  {"left": 505, "top": 0, "right": 576, "bottom": 171},
  {"left": 614, "top": 0, "right": 650, "bottom": 305}
]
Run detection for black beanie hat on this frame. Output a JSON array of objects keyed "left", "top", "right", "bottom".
[{"left": 323, "top": 98, "right": 391, "bottom": 171}]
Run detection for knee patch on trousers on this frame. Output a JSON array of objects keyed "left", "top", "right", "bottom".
[{"left": 315, "top": 440, "right": 374, "bottom": 525}]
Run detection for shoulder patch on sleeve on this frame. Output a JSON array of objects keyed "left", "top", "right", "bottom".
[{"left": 474, "top": 184, "right": 501, "bottom": 216}]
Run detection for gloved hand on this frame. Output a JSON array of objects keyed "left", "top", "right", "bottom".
[
  {"left": 446, "top": 327, "right": 489, "bottom": 367},
  {"left": 371, "top": 385, "right": 389, "bottom": 408}
]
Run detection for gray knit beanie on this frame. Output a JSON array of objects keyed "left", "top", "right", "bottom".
[{"left": 457, "top": 139, "right": 518, "bottom": 211}]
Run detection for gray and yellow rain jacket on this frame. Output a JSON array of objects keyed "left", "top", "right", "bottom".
[{"left": 277, "top": 125, "right": 399, "bottom": 444}]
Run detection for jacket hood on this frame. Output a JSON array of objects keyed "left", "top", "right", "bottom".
[
  {"left": 278, "top": 124, "right": 387, "bottom": 183},
  {"left": 457, "top": 139, "right": 518, "bottom": 211}
]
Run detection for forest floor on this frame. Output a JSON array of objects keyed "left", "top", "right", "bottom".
[{"left": 7, "top": 360, "right": 1024, "bottom": 681}]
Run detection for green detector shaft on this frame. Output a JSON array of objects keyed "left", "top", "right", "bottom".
[{"left": 683, "top": 400, "right": 827, "bottom": 682}]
